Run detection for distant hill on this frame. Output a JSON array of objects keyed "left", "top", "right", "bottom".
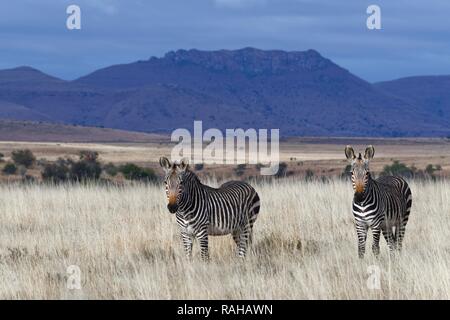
[
  {"left": 0, "top": 66, "right": 64, "bottom": 87},
  {"left": 375, "top": 76, "right": 450, "bottom": 121},
  {"left": 0, "top": 120, "right": 165, "bottom": 142},
  {"left": 0, "top": 48, "right": 449, "bottom": 137}
]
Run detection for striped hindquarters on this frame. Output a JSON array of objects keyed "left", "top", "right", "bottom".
[
  {"left": 207, "top": 181, "right": 260, "bottom": 235},
  {"left": 375, "top": 175, "right": 412, "bottom": 226}
]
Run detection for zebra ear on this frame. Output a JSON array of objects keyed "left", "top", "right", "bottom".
[
  {"left": 345, "top": 145, "right": 356, "bottom": 161},
  {"left": 364, "top": 145, "right": 375, "bottom": 160},
  {"left": 179, "top": 158, "right": 190, "bottom": 171},
  {"left": 159, "top": 157, "right": 171, "bottom": 170}
]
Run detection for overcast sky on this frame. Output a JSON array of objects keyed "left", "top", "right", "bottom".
[{"left": 1, "top": 0, "right": 449, "bottom": 82}]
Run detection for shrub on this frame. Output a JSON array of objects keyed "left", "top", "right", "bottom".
[
  {"left": 234, "top": 164, "right": 247, "bottom": 176},
  {"left": 381, "top": 160, "right": 413, "bottom": 178},
  {"left": 70, "top": 160, "right": 102, "bottom": 181},
  {"left": 420, "top": 164, "right": 443, "bottom": 181},
  {"left": 67, "top": 151, "right": 102, "bottom": 181},
  {"left": 11, "top": 149, "right": 35, "bottom": 168},
  {"left": 42, "top": 161, "right": 69, "bottom": 182},
  {"left": 79, "top": 150, "right": 99, "bottom": 162},
  {"left": 194, "top": 163, "right": 204, "bottom": 171},
  {"left": 275, "top": 162, "right": 288, "bottom": 178},
  {"left": 425, "top": 164, "right": 441, "bottom": 176},
  {"left": 41, "top": 155, "right": 103, "bottom": 182},
  {"left": 103, "top": 162, "right": 119, "bottom": 176},
  {"left": 119, "top": 163, "right": 157, "bottom": 182},
  {"left": 305, "top": 169, "right": 315, "bottom": 181},
  {"left": 3, "top": 163, "right": 17, "bottom": 175}
]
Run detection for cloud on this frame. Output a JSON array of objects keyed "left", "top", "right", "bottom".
[
  {"left": 1, "top": 0, "right": 450, "bottom": 82},
  {"left": 86, "top": 0, "right": 119, "bottom": 16},
  {"left": 213, "top": 0, "right": 267, "bottom": 9}
]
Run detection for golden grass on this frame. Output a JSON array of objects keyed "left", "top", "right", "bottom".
[{"left": 0, "top": 178, "right": 448, "bottom": 299}]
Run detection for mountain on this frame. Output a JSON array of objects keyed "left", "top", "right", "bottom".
[
  {"left": 0, "top": 48, "right": 449, "bottom": 137},
  {"left": 0, "top": 66, "right": 64, "bottom": 87},
  {"left": 375, "top": 76, "right": 450, "bottom": 121}
]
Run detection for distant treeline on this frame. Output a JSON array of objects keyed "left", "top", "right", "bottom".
[
  {"left": 342, "top": 160, "right": 442, "bottom": 181},
  {"left": 0, "top": 149, "right": 444, "bottom": 183}
]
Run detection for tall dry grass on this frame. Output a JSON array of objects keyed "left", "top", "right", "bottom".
[{"left": 0, "top": 178, "right": 448, "bottom": 299}]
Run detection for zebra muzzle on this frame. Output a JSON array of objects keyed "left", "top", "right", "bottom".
[
  {"left": 167, "top": 203, "right": 178, "bottom": 213},
  {"left": 355, "top": 182, "right": 365, "bottom": 194}
]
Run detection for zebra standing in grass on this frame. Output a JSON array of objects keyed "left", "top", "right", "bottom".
[
  {"left": 345, "top": 145, "right": 412, "bottom": 258},
  {"left": 159, "top": 157, "right": 260, "bottom": 260}
]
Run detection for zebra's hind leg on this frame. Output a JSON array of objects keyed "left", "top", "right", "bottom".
[
  {"left": 237, "top": 226, "right": 253, "bottom": 258},
  {"left": 181, "top": 232, "right": 193, "bottom": 259},
  {"left": 232, "top": 231, "right": 241, "bottom": 255},
  {"left": 382, "top": 229, "right": 396, "bottom": 257},
  {"left": 372, "top": 227, "right": 381, "bottom": 258},
  {"left": 396, "top": 222, "right": 407, "bottom": 252},
  {"left": 197, "top": 229, "right": 210, "bottom": 261},
  {"left": 398, "top": 190, "right": 412, "bottom": 253}
]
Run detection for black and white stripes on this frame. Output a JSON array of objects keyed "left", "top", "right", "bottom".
[
  {"left": 345, "top": 145, "right": 412, "bottom": 258},
  {"left": 160, "top": 157, "right": 260, "bottom": 260}
]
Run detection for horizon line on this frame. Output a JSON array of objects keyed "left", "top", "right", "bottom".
[{"left": 1, "top": 47, "right": 449, "bottom": 84}]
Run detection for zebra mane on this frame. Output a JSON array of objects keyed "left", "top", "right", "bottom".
[{"left": 184, "top": 168, "right": 201, "bottom": 184}]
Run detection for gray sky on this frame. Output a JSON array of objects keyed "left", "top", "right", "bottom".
[{"left": 1, "top": 0, "right": 449, "bottom": 82}]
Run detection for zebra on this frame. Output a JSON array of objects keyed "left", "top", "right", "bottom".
[
  {"left": 345, "top": 145, "right": 412, "bottom": 258},
  {"left": 159, "top": 157, "right": 260, "bottom": 260}
]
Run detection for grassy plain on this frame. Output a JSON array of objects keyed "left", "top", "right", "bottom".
[
  {"left": 0, "top": 178, "right": 448, "bottom": 299},
  {"left": 0, "top": 137, "right": 448, "bottom": 299}
]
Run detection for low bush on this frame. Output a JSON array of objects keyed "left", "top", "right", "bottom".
[
  {"left": 119, "top": 163, "right": 157, "bottom": 182},
  {"left": 2, "top": 163, "right": 17, "bottom": 175},
  {"left": 12, "top": 149, "right": 35, "bottom": 168}
]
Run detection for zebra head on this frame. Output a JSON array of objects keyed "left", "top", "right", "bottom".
[
  {"left": 159, "top": 157, "right": 189, "bottom": 213},
  {"left": 345, "top": 145, "right": 375, "bottom": 198}
]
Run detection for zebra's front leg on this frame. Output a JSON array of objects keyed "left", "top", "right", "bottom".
[
  {"left": 372, "top": 227, "right": 381, "bottom": 258},
  {"left": 356, "top": 223, "right": 368, "bottom": 259},
  {"left": 181, "top": 232, "right": 193, "bottom": 259},
  {"left": 197, "top": 229, "right": 210, "bottom": 261}
]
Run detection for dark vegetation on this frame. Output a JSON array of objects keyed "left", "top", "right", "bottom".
[
  {"left": 2, "top": 163, "right": 17, "bottom": 175},
  {"left": 381, "top": 160, "right": 442, "bottom": 180},
  {"left": 1, "top": 149, "right": 157, "bottom": 184},
  {"left": 118, "top": 163, "right": 157, "bottom": 182},
  {"left": 341, "top": 160, "right": 442, "bottom": 181},
  {"left": 234, "top": 164, "right": 247, "bottom": 177},
  {"left": 11, "top": 149, "right": 35, "bottom": 168},
  {"left": 0, "top": 149, "right": 445, "bottom": 183}
]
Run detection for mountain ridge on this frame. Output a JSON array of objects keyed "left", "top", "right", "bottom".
[{"left": 0, "top": 48, "right": 449, "bottom": 137}]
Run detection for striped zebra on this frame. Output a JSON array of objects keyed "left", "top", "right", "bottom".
[
  {"left": 159, "top": 157, "right": 260, "bottom": 260},
  {"left": 345, "top": 145, "right": 412, "bottom": 258}
]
